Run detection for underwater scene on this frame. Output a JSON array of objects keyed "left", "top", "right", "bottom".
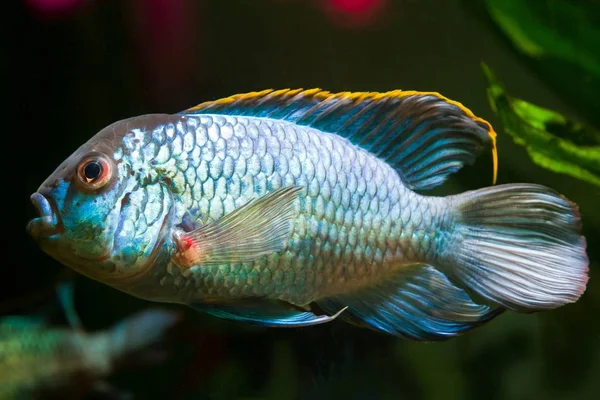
[{"left": 13, "top": 0, "right": 600, "bottom": 399}]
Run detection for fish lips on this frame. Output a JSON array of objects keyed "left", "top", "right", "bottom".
[{"left": 27, "top": 192, "right": 62, "bottom": 238}]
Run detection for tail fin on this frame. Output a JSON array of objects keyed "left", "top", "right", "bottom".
[{"left": 444, "top": 183, "right": 589, "bottom": 312}]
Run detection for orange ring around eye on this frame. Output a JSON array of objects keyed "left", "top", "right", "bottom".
[{"left": 76, "top": 153, "right": 113, "bottom": 191}]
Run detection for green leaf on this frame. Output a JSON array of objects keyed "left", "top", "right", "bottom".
[
  {"left": 485, "top": 0, "right": 600, "bottom": 75},
  {"left": 483, "top": 0, "right": 600, "bottom": 128},
  {"left": 482, "top": 63, "right": 600, "bottom": 188}
]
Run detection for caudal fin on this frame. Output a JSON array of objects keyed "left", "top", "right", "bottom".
[{"left": 445, "top": 183, "right": 589, "bottom": 312}]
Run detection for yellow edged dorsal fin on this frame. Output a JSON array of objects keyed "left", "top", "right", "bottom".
[{"left": 182, "top": 89, "right": 498, "bottom": 190}]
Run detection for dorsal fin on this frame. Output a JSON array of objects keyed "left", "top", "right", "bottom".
[{"left": 182, "top": 89, "right": 498, "bottom": 190}]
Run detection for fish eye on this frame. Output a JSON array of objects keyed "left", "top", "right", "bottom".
[
  {"left": 84, "top": 161, "right": 101, "bottom": 181},
  {"left": 76, "top": 153, "right": 113, "bottom": 190}
]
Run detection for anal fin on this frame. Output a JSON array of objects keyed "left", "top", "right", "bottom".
[
  {"left": 189, "top": 299, "right": 347, "bottom": 328},
  {"left": 317, "top": 265, "right": 503, "bottom": 341}
]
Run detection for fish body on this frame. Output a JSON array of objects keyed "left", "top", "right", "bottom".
[
  {"left": 50, "top": 113, "right": 442, "bottom": 305},
  {"left": 0, "top": 310, "right": 178, "bottom": 400},
  {"left": 27, "top": 89, "right": 589, "bottom": 340}
]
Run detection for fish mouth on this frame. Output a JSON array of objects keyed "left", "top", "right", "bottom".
[{"left": 27, "top": 192, "right": 62, "bottom": 238}]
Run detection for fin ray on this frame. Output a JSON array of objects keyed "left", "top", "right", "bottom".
[
  {"left": 173, "top": 186, "right": 302, "bottom": 267},
  {"left": 190, "top": 299, "right": 347, "bottom": 327},
  {"left": 56, "top": 280, "right": 84, "bottom": 331},
  {"left": 316, "top": 265, "right": 502, "bottom": 341},
  {"left": 182, "top": 89, "right": 498, "bottom": 190},
  {"left": 444, "top": 183, "right": 589, "bottom": 312}
]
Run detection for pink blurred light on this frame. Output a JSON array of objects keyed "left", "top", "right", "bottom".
[
  {"left": 330, "top": 0, "right": 378, "bottom": 14},
  {"left": 322, "top": 0, "right": 388, "bottom": 28},
  {"left": 130, "top": 0, "right": 199, "bottom": 109},
  {"left": 25, "top": 0, "right": 83, "bottom": 13}
]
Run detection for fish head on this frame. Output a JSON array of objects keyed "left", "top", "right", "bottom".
[{"left": 27, "top": 115, "right": 176, "bottom": 285}]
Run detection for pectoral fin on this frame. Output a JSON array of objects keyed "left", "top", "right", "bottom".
[
  {"left": 173, "top": 186, "right": 303, "bottom": 267},
  {"left": 190, "top": 299, "right": 347, "bottom": 327}
]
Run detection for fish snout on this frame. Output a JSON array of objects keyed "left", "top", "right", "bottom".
[{"left": 27, "top": 192, "right": 61, "bottom": 238}]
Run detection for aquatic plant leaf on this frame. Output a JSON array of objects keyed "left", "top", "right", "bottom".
[
  {"left": 483, "top": 0, "right": 600, "bottom": 128},
  {"left": 485, "top": 0, "right": 600, "bottom": 76},
  {"left": 482, "top": 64, "right": 600, "bottom": 187}
]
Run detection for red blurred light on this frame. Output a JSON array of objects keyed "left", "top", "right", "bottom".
[
  {"left": 130, "top": 0, "right": 199, "bottom": 109},
  {"left": 26, "top": 0, "right": 83, "bottom": 13},
  {"left": 330, "top": 0, "right": 378, "bottom": 14},
  {"left": 322, "top": 0, "right": 388, "bottom": 28}
]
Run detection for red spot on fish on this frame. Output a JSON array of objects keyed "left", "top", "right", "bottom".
[
  {"left": 179, "top": 235, "right": 194, "bottom": 252},
  {"left": 173, "top": 233, "right": 202, "bottom": 268}
]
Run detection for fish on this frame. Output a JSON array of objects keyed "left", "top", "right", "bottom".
[
  {"left": 26, "top": 89, "right": 589, "bottom": 341},
  {"left": 0, "top": 308, "right": 179, "bottom": 400}
]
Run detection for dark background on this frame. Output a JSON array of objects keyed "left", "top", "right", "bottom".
[{"left": 14, "top": 0, "right": 600, "bottom": 399}]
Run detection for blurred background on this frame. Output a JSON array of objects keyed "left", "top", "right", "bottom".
[{"left": 14, "top": 0, "right": 600, "bottom": 399}]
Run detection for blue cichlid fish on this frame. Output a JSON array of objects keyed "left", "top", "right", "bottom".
[{"left": 27, "top": 89, "right": 589, "bottom": 341}]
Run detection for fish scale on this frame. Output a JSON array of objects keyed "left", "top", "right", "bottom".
[{"left": 117, "top": 114, "right": 439, "bottom": 305}]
